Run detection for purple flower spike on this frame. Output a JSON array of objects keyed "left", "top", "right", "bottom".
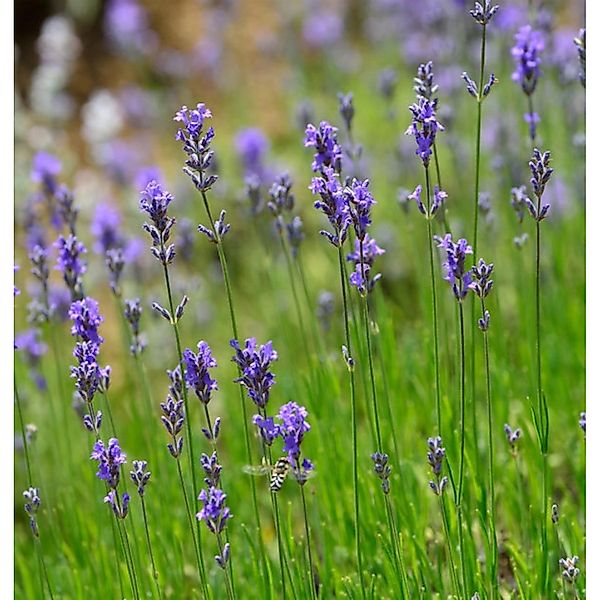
[
  {"left": 427, "top": 436, "right": 448, "bottom": 496},
  {"left": 104, "top": 490, "right": 130, "bottom": 519},
  {"left": 200, "top": 451, "right": 222, "bottom": 487},
  {"left": 197, "top": 486, "right": 232, "bottom": 534},
  {"left": 231, "top": 338, "right": 278, "bottom": 409},
  {"left": 346, "top": 234, "right": 385, "bottom": 295},
  {"left": 55, "top": 235, "right": 87, "bottom": 299},
  {"left": 304, "top": 121, "right": 343, "bottom": 174},
  {"left": 252, "top": 414, "right": 281, "bottom": 446},
  {"left": 512, "top": 25, "right": 544, "bottom": 96},
  {"left": 23, "top": 487, "right": 41, "bottom": 537},
  {"left": 160, "top": 367, "right": 186, "bottom": 458},
  {"left": 174, "top": 103, "right": 218, "bottom": 193},
  {"left": 371, "top": 452, "right": 391, "bottom": 495},
  {"left": 435, "top": 234, "right": 473, "bottom": 301},
  {"left": 406, "top": 96, "right": 444, "bottom": 168},
  {"left": 140, "top": 181, "right": 176, "bottom": 265},
  {"left": 31, "top": 152, "right": 61, "bottom": 195},
  {"left": 69, "top": 297, "right": 104, "bottom": 345},
  {"left": 277, "top": 401, "right": 313, "bottom": 484},
  {"left": 183, "top": 341, "right": 218, "bottom": 405},
  {"left": 91, "top": 437, "right": 127, "bottom": 488},
  {"left": 470, "top": 0, "right": 499, "bottom": 26},
  {"left": 130, "top": 460, "right": 151, "bottom": 496}
]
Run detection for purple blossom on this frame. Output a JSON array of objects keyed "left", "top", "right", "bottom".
[
  {"left": 231, "top": 338, "right": 278, "bottom": 409},
  {"left": 91, "top": 203, "right": 122, "bottom": 255},
  {"left": 69, "top": 297, "right": 104, "bottom": 345},
  {"left": 406, "top": 96, "right": 444, "bottom": 167},
  {"left": 504, "top": 423, "right": 522, "bottom": 454},
  {"left": 174, "top": 103, "right": 218, "bottom": 193},
  {"left": 104, "top": 0, "right": 156, "bottom": 56},
  {"left": 337, "top": 92, "right": 355, "bottom": 132},
  {"left": 414, "top": 61, "right": 438, "bottom": 100},
  {"left": 31, "top": 152, "right": 61, "bottom": 195},
  {"left": 91, "top": 437, "right": 127, "bottom": 488},
  {"left": 23, "top": 487, "right": 41, "bottom": 537},
  {"left": 346, "top": 234, "right": 385, "bottom": 295},
  {"left": 160, "top": 367, "right": 186, "bottom": 459},
  {"left": 579, "top": 412, "right": 586, "bottom": 437},
  {"left": 371, "top": 452, "right": 391, "bottom": 494},
  {"left": 183, "top": 341, "right": 218, "bottom": 405},
  {"left": 135, "top": 165, "right": 163, "bottom": 191},
  {"left": 435, "top": 234, "right": 473, "bottom": 301},
  {"left": 469, "top": 0, "right": 499, "bottom": 26},
  {"left": 200, "top": 452, "right": 222, "bottom": 488},
  {"left": 427, "top": 436, "right": 448, "bottom": 496},
  {"left": 309, "top": 166, "right": 350, "bottom": 247},
  {"left": 124, "top": 299, "right": 145, "bottom": 356},
  {"left": 15, "top": 329, "right": 48, "bottom": 390},
  {"left": 344, "top": 178, "right": 376, "bottom": 241},
  {"left": 197, "top": 486, "right": 232, "bottom": 534},
  {"left": 304, "top": 121, "right": 343, "bottom": 174},
  {"left": 277, "top": 401, "right": 313, "bottom": 484},
  {"left": 54, "top": 235, "right": 87, "bottom": 299},
  {"left": 105, "top": 248, "right": 125, "bottom": 295},
  {"left": 235, "top": 128, "right": 269, "bottom": 179},
  {"left": 55, "top": 185, "right": 78, "bottom": 235},
  {"left": 252, "top": 414, "right": 281, "bottom": 446},
  {"left": 130, "top": 460, "right": 151, "bottom": 496},
  {"left": 512, "top": 25, "right": 544, "bottom": 96},
  {"left": 70, "top": 340, "right": 102, "bottom": 405},
  {"left": 104, "top": 490, "right": 130, "bottom": 519},
  {"left": 140, "top": 181, "right": 176, "bottom": 265},
  {"left": 559, "top": 556, "right": 580, "bottom": 584},
  {"left": 408, "top": 184, "right": 447, "bottom": 219}
]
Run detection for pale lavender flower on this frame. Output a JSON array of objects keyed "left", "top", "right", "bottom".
[
  {"left": 69, "top": 297, "right": 104, "bottom": 345},
  {"left": 277, "top": 401, "right": 314, "bottom": 484},
  {"left": 406, "top": 96, "right": 444, "bottom": 167},
  {"left": 304, "top": 121, "right": 343, "bottom": 174},
  {"left": 504, "top": 423, "right": 522, "bottom": 454},
  {"left": 54, "top": 234, "right": 87, "bottom": 299},
  {"left": 408, "top": 184, "right": 447, "bottom": 219},
  {"left": 197, "top": 487, "right": 232, "bottom": 535},
  {"left": 427, "top": 436, "right": 448, "bottom": 495},
  {"left": 235, "top": 128, "right": 269, "bottom": 180},
  {"left": 104, "top": 489, "right": 130, "bottom": 519},
  {"left": 574, "top": 29, "right": 585, "bottom": 87},
  {"left": 200, "top": 452, "right": 222, "bottom": 488},
  {"left": 91, "top": 437, "right": 127, "bottom": 488},
  {"left": 91, "top": 202, "right": 122, "bottom": 255},
  {"left": 160, "top": 367, "right": 185, "bottom": 458},
  {"left": 559, "top": 556, "right": 580, "bottom": 584},
  {"left": 124, "top": 299, "right": 145, "bottom": 356},
  {"left": 512, "top": 25, "right": 544, "bottom": 96},
  {"left": 470, "top": 0, "right": 499, "bottom": 26},
  {"left": 435, "top": 234, "right": 473, "bottom": 301},
  {"left": 31, "top": 152, "right": 61, "bottom": 195},
  {"left": 579, "top": 412, "right": 586, "bottom": 437},
  {"left": 371, "top": 452, "right": 391, "bottom": 494},
  {"left": 346, "top": 234, "right": 385, "bottom": 295},
  {"left": 130, "top": 460, "right": 151, "bottom": 496},
  {"left": 183, "top": 341, "right": 218, "bottom": 405},
  {"left": 23, "top": 487, "right": 41, "bottom": 537},
  {"left": 140, "top": 181, "right": 176, "bottom": 265}
]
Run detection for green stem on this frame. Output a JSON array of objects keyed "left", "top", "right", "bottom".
[
  {"left": 481, "top": 304, "right": 498, "bottom": 599},
  {"left": 383, "top": 495, "right": 407, "bottom": 596},
  {"left": 300, "top": 484, "right": 317, "bottom": 600},
  {"left": 424, "top": 166, "right": 442, "bottom": 437},
  {"left": 35, "top": 538, "right": 55, "bottom": 600},
  {"left": 141, "top": 497, "right": 163, "bottom": 600},
  {"left": 440, "top": 496, "right": 461, "bottom": 599},
  {"left": 14, "top": 377, "right": 33, "bottom": 486},
  {"left": 337, "top": 245, "right": 365, "bottom": 598},
  {"left": 216, "top": 533, "right": 236, "bottom": 600},
  {"left": 115, "top": 517, "right": 140, "bottom": 600},
  {"left": 175, "top": 458, "right": 208, "bottom": 596},
  {"left": 199, "top": 190, "right": 269, "bottom": 592},
  {"left": 457, "top": 506, "right": 469, "bottom": 598}
]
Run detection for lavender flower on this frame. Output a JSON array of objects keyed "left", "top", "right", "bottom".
[
  {"left": 70, "top": 341, "right": 102, "bottom": 404},
  {"left": 551, "top": 503, "right": 559, "bottom": 524},
  {"left": 183, "top": 341, "right": 218, "bottom": 405},
  {"left": 231, "top": 338, "right": 278, "bottom": 409},
  {"left": 309, "top": 166, "right": 350, "bottom": 247},
  {"left": 54, "top": 234, "right": 87, "bottom": 299},
  {"left": 104, "top": 490, "right": 130, "bottom": 519},
  {"left": 304, "top": 121, "right": 343, "bottom": 174},
  {"left": 436, "top": 234, "right": 473, "bottom": 301},
  {"left": 23, "top": 487, "right": 41, "bottom": 537},
  {"left": 29, "top": 245, "right": 50, "bottom": 302},
  {"left": 91, "top": 437, "right": 127, "bottom": 488},
  {"left": 55, "top": 185, "right": 78, "bottom": 234},
  {"left": 574, "top": 29, "right": 585, "bottom": 87},
  {"left": 512, "top": 25, "right": 544, "bottom": 96},
  {"left": 470, "top": 258, "right": 494, "bottom": 330},
  {"left": 344, "top": 178, "right": 375, "bottom": 241},
  {"left": 252, "top": 414, "right": 281, "bottom": 446},
  {"left": 524, "top": 149, "right": 553, "bottom": 221},
  {"left": 408, "top": 184, "right": 447, "bottom": 219},
  {"left": 337, "top": 92, "right": 355, "bottom": 132},
  {"left": 31, "top": 152, "right": 61, "bottom": 195},
  {"left": 346, "top": 234, "right": 385, "bottom": 295},
  {"left": 405, "top": 96, "right": 444, "bottom": 167},
  {"left": 510, "top": 185, "right": 528, "bottom": 223},
  {"left": 244, "top": 174, "right": 263, "bottom": 215},
  {"left": 371, "top": 452, "right": 391, "bottom": 494},
  {"left": 469, "top": 0, "right": 499, "bottom": 26},
  {"left": 235, "top": 128, "right": 269, "bottom": 180},
  {"left": 413, "top": 61, "right": 438, "bottom": 101},
  {"left": 197, "top": 487, "right": 232, "bottom": 534},
  {"left": 504, "top": 423, "right": 522, "bottom": 454},
  {"left": 140, "top": 181, "right": 176, "bottom": 265},
  {"left": 200, "top": 451, "right": 222, "bottom": 488},
  {"left": 174, "top": 103, "right": 218, "bottom": 193},
  {"left": 124, "top": 299, "right": 145, "bottom": 356},
  {"left": 427, "top": 436, "right": 448, "bottom": 496},
  {"left": 579, "top": 412, "right": 586, "bottom": 437},
  {"left": 91, "top": 202, "right": 122, "bottom": 255},
  {"left": 277, "top": 401, "right": 314, "bottom": 484},
  {"left": 130, "top": 460, "right": 151, "bottom": 496},
  {"left": 559, "top": 556, "right": 580, "bottom": 584},
  {"left": 69, "top": 297, "right": 104, "bottom": 345},
  {"left": 268, "top": 173, "right": 295, "bottom": 227},
  {"left": 160, "top": 367, "right": 185, "bottom": 458}
]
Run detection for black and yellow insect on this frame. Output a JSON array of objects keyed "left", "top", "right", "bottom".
[{"left": 243, "top": 456, "right": 316, "bottom": 492}]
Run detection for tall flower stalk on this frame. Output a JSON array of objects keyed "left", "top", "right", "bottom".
[
  {"left": 523, "top": 149, "right": 553, "bottom": 594},
  {"left": 406, "top": 95, "right": 445, "bottom": 435},
  {"left": 174, "top": 104, "right": 269, "bottom": 590},
  {"left": 436, "top": 233, "right": 474, "bottom": 595},
  {"left": 469, "top": 258, "right": 498, "bottom": 597},
  {"left": 304, "top": 122, "right": 365, "bottom": 597}
]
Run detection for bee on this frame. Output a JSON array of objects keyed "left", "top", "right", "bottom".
[{"left": 243, "top": 457, "right": 315, "bottom": 492}]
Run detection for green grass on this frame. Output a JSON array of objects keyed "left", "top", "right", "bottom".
[{"left": 14, "top": 20, "right": 585, "bottom": 600}]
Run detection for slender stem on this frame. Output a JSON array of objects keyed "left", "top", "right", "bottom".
[
  {"left": 121, "top": 518, "right": 141, "bottom": 600},
  {"left": 35, "top": 538, "right": 55, "bottom": 600},
  {"left": 199, "top": 189, "right": 269, "bottom": 590},
  {"left": 360, "top": 291, "right": 383, "bottom": 451},
  {"left": 14, "top": 377, "right": 33, "bottom": 486},
  {"left": 216, "top": 533, "right": 236, "bottom": 600},
  {"left": 424, "top": 166, "right": 442, "bottom": 436},
  {"left": 527, "top": 95, "right": 537, "bottom": 143},
  {"left": 176, "top": 458, "right": 208, "bottom": 597},
  {"left": 481, "top": 304, "right": 498, "bottom": 599},
  {"left": 115, "top": 517, "right": 140, "bottom": 600},
  {"left": 457, "top": 302, "right": 467, "bottom": 505},
  {"left": 440, "top": 496, "right": 461, "bottom": 599},
  {"left": 141, "top": 497, "right": 163, "bottom": 600},
  {"left": 300, "top": 484, "right": 317, "bottom": 600},
  {"left": 110, "top": 516, "right": 126, "bottom": 598},
  {"left": 456, "top": 506, "right": 469, "bottom": 597},
  {"left": 337, "top": 245, "right": 365, "bottom": 598},
  {"left": 383, "top": 495, "right": 407, "bottom": 596}
]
